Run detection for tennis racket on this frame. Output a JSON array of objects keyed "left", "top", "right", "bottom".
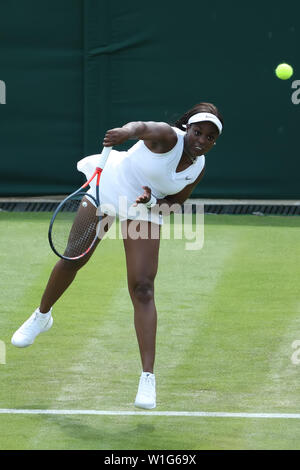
[{"left": 48, "top": 146, "right": 112, "bottom": 261}]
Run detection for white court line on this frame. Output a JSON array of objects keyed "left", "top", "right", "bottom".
[{"left": 1, "top": 409, "right": 300, "bottom": 419}]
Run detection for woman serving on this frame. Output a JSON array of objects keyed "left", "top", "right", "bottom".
[{"left": 12, "top": 102, "right": 224, "bottom": 409}]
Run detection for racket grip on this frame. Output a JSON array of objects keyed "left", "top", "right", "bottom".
[{"left": 98, "top": 146, "right": 113, "bottom": 169}]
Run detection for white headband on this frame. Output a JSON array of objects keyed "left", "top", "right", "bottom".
[{"left": 186, "top": 112, "right": 222, "bottom": 134}]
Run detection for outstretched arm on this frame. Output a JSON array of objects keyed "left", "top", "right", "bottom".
[{"left": 103, "top": 121, "right": 177, "bottom": 153}]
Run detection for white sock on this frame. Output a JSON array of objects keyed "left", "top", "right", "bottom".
[
  {"left": 142, "top": 372, "right": 155, "bottom": 378},
  {"left": 37, "top": 307, "right": 52, "bottom": 316}
]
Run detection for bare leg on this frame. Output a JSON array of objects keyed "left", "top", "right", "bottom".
[
  {"left": 40, "top": 211, "right": 115, "bottom": 313},
  {"left": 39, "top": 258, "right": 88, "bottom": 313},
  {"left": 122, "top": 220, "right": 160, "bottom": 373}
]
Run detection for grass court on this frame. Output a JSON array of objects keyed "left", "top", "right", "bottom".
[{"left": 0, "top": 211, "right": 300, "bottom": 450}]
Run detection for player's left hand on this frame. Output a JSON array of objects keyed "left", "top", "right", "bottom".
[{"left": 133, "top": 186, "right": 151, "bottom": 206}]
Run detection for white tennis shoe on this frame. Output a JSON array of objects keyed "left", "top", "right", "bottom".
[
  {"left": 134, "top": 372, "right": 156, "bottom": 409},
  {"left": 11, "top": 308, "right": 53, "bottom": 348}
]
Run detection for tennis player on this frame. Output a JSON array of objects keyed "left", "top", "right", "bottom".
[{"left": 11, "top": 102, "right": 223, "bottom": 409}]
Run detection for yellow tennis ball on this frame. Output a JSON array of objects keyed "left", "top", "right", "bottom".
[{"left": 275, "top": 63, "right": 293, "bottom": 80}]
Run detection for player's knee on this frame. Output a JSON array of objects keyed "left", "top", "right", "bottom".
[
  {"left": 132, "top": 280, "right": 154, "bottom": 304},
  {"left": 59, "top": 258, "right": 86, "bottom": 272}
]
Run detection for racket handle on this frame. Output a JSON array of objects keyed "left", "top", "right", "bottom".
[{"left": 98, "top": 146, "right": 113, "bottom": 169}]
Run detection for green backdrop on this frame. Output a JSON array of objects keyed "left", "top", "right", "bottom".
[{"left": 0, "top": 0, "right": 299, "bottom": 198}]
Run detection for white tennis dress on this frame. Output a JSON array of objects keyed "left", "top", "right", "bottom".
[{"left": 77, "top": 127, "right": 205, "bottom": 225}]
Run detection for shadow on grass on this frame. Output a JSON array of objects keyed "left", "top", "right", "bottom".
[{"left": 32, "top": 414, "right": 157, "bottom": 449}]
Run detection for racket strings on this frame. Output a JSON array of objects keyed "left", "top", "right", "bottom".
[
  {"left": 65, "top": 215, "right": 98, "bottom": 257},
  {"left": 51, "top": 195, "right": 100, "bottom": 259}
]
